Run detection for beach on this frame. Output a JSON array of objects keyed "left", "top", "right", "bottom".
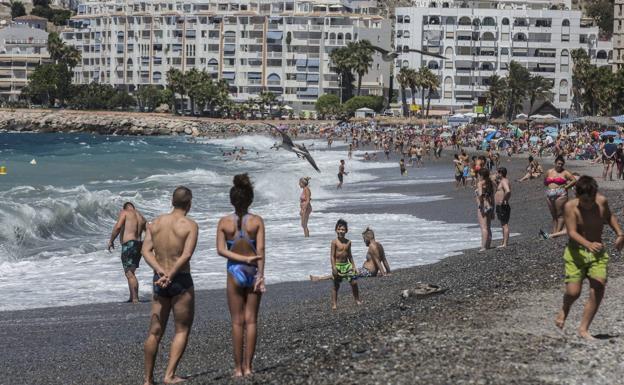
[{"left": 3, "top": 149, "right": 624, "bottom": 385}]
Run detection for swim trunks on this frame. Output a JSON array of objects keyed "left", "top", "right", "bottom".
[
  {"left": 153, "top": 272, "right": 194, "bottom": 298},
  {"left": 495, "top": 203, "right": 511, "bottom": 224},
  {"left": 563, "top": 245, "right": 608, "bottom": 283},
  {"left": 334, "top": 262, "right": 356, "bottom": 282},
  {"left": 358, "top": 265, "right": 376, "bottom": 278},
  {"left": 121, "top": 240, "right": 142, "bottom": 272},
  {"left": 338, "top": 173, "right": 343, "bottom": 183}
]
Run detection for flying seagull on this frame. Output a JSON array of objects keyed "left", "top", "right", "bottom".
[
  {"left": 371, "top": 45, "right": 447, "bottom": 61},
  {"left": 265, "top": 123, "right": 321, "bottom": 173}
]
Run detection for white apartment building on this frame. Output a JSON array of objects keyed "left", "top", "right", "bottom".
[
  {"left": 0, "top": 22, "right": 49, "bottom": 101},
  {"left": 614, "top": 0, "right": 624, "bottom": 70},
  {"left": 395, "top": 0, "right": 612, "bottom": 115},
  {"left": 60, "top": 0, "right": 392, "bottom": 113}
]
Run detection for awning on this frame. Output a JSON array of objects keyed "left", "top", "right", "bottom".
[
  {"left": 307, "top": 59, "right": 320, "bottom": 67},
  {"left": 307, "top": 73, "right": 319, "bottom": 82},
  {"left": 248, "top": 72, "right": 261, "bottom": 79},
  {"left": 222, "top": 72, "right": 235, "bottom": 79},
  {"left": 266, "top": 31, "right": 283, "bottom": 40},
  {"left": 223, "top": 44, "right": 235, "bottom": 53},
  {"left": 613, "top": 115, "right": 624, "bottom": 124},
  {"left": 296, "top": 59, "right": 306, "bottom": 67}
]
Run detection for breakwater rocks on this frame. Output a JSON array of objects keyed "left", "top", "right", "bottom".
[{"left": 0, "top": 109, "right": 282, "bottom": 136}]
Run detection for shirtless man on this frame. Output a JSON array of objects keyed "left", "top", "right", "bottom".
[
  {"left": 337, "top": 159, "right": 348, "bottom": 189},
  {"left": 415, "top": 145, "right": 423, "bottom": 168},
  {"left": 108, "top": 202, "right": 147, "bottom": 303},
  {"left": 555, "top": 176, "right": 624, "bottom": 340},
  {"left": 494, "top": 167, "right": 511, "bottom": 248},
  {"left": 142, "top": 186, "right": 199, "bottom": 385},
  {"left": 359, "top": 227, "right": 390, "bottom": 277}
]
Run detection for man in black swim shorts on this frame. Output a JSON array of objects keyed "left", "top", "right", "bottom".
[
  {"left": 142, "top": 186, "right": 198, "bottom": 385},
  {"left": 494, "top": 167, "right": 511, "bottom": 248},
  {"left": 108, "top": 202, "right": 146, "bottom": 303}
]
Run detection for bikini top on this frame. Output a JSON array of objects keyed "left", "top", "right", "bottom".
[
  {"left": 544, "top": 177, "right": 567, "bottom": 186},
  {"left": 226, "top": 214, "right": 257, "bottom": 254}
]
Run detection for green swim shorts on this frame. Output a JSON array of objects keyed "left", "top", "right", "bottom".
[
  {"left": 563, "top": 244, "right": 608, "bottom": 283},
  {"left": 334, "top": 261, "right": 356, "bottom": 282}
]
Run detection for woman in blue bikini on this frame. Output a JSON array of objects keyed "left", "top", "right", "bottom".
[{"left": 216, "top": 173, "right": 265, "bottom": 378}]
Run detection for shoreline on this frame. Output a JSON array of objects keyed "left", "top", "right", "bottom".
[{"left": 4, "top": 143, "right": 624, "bottom": 384}]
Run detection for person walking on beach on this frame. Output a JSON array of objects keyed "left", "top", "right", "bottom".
[
  {"left": 299, "top": 177, "right": 312, "bottom": 237},
  {"left": 107, "top": 202, "right": 146, "bottom": 303},
  {"left": 142, "top": 187, "right": 198, "bottom": 385},
  {"left": 453, "top": 154, "right": 464, "bottom": 189},
  {"left": 476, "top": 168, "right": 495, "bottom": 252},
  {"left": 337, "top": 159, "right": 348, "bottom": 189},
  {"left": 415, "top": 145, "right": 423, "bottom": 168},
  {"left": 399, "top": 158, "right": 407, "bottom": 176},
  {"left": 602, "top": 136, "right": 617, "bottom": 181},
  {"left": 494, "top": 167, "right": 511, "bottom": 248},
  {"left": 331, "top": 219, "right": 362, "bottom": 309},
  {"left": 216, "top": 174, "right": 265, "bottom": 377},
  {"left": 555, "top": 176, "right": 624, "bottom": 339},
  {"left": 543, "top": 156, "right": 576, "bottom": 236}
]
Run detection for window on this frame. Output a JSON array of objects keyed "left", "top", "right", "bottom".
[
  {"left": 562, "top": 19, "right": 570, "bottom": 27},
  {"left": 502, "top": 18, "right": 509, "bottom": 26}
]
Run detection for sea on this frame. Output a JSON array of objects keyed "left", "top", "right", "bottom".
[{"left": 0, "top": 132, "right": 489, "bottom": 311}]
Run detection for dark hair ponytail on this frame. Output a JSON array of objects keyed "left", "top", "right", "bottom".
[{"left": 230, "top": 173, "right": 254, "bottom": 229}]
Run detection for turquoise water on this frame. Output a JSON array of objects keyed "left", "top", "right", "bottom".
[{"left": 0, "top": 133, "right": 486, "bottom": 311}]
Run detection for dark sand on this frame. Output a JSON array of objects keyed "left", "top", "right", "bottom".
[{"left": 3, "top": 151, "right": 624, "bottom": 385}]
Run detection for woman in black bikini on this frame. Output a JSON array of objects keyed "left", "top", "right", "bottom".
[
  {"left": 216, "top": 174, "right": 266, "bottom": 377},
  {"left": 476, "top": 168, "right": 495, "bottom": 251}
]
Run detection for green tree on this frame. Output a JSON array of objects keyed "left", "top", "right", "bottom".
[
  {"left": 396, "top": 67, "right": 412, "bottom": 117},
  {"left": 259, "top": 90, "right": 277, "bottom": 117},
  {"left": 343, "top": 95, "right": 384, "bottom": 116},
  {"left": 329, "top": 46, "right": 355, "bottom": 102},
  {"left": 505, "top": 61, "right": 531, "bottom": 120},
  {"left": 166, "top": 68, "right": 186, "bottom": 114},
  {"left": 22, "top": 64, "right": 59, "bottom": 106},
  {"left": 587, "top": 0, "right": 614, "bottom": 38},
  {"left": 526, "top": 75, "right": 553, "bottom": 115},
  {"left": 421, "top": 68, "right": 440, "bottom": 118},
  {"left": 405, "top": 68, "right": 419, "bottom": 107},
  {"left": 315, "top": 94, "right": 342, "bottom": 119},
  {"left": 136, "top": 85, "right": 163, "bottom": 112},
  {"left": 485, "top": 74, "right": 507, "bottom": 118},
  {"left": 109, "top": 90, "right": 136, "bottom": 111},
  {"left": 352, "top": 40, "right": 374, "bottom": 96},
  {"left": 10, "top": 1, "right": 26, "bottom": 19}
]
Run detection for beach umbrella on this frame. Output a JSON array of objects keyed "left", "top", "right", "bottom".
[
  {"left": 615, "top": 138, "right": 623, "bottom": 145},
  {"left": 497, "top": 138, "right": 512, "bottom": 149},
  {"left": 529, "top": 136, "right": 540, "bottom": 143},
  {"left": 484, "top": 127, "right": 497, "bottom": 133},
  {"left": 601, "top": 131, "right": 618, "bottom": 137}
]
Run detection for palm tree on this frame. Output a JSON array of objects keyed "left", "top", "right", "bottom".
[
  {"left": 505, "top": 61, "right": 531, "bottom": 120},
  {"left": 405, "top": 68, "right": 419, "bottom": 108},
  {"left": 423, "top": 70, "right": 440, "bottom": 118},
  {"left": 166, "top": 68, "right": 185, "bottom": 114},
  {"left": 185, "top": 68, "right": 204, "bottom": 115},
  {"left": 396, "top": 67, "right": 412, "bottom": 117},
  {"left": 485, "top": 74, "right": 507, "bottom": 117},
  {"left": 526, "top": 75, "right": 553, "bottom": 115},
  {"left": 259, "top": 90, "right": 277, "bottom": 118},
  {"left": 329, "top": 46, "right": 355, "bottom": 102},
  {"left": 352, "top": 40, "right": 374, "bottom": 96}
]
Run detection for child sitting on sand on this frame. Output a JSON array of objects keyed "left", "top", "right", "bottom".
[{"left": 330, "top": 219, "right": 362, "bottom": 310}]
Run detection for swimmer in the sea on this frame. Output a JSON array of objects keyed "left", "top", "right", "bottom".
[{"left": 142, "top": 187, "right": 198, "bottom": 385}]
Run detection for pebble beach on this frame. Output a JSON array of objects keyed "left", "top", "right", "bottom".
[{"left": 3, "top": 150, "right": 624, "bottom": 385}]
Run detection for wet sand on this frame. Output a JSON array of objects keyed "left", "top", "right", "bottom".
[{"left": 3, "top": 151, "right": 624, "bottom": 385}]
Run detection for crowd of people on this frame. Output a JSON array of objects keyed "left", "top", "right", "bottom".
[{"left": 101, "top": 119, "right": 624, "bottom": 384}]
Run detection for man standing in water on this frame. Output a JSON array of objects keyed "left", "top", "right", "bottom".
[
  {"left": 555, "top": 176, "right": 624, "bottom": 340},
  {"left": 494, "top": 167, "right": 511, "bottom": 248},
  {"left": 337, "top": 159, "right": 348, "bottom": 189},
  {"left": 108, "top": 202, "right": 147, "bottom": 303},
  {"left": 142, "top": 186, "right": 198, "bottom": 385}
]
